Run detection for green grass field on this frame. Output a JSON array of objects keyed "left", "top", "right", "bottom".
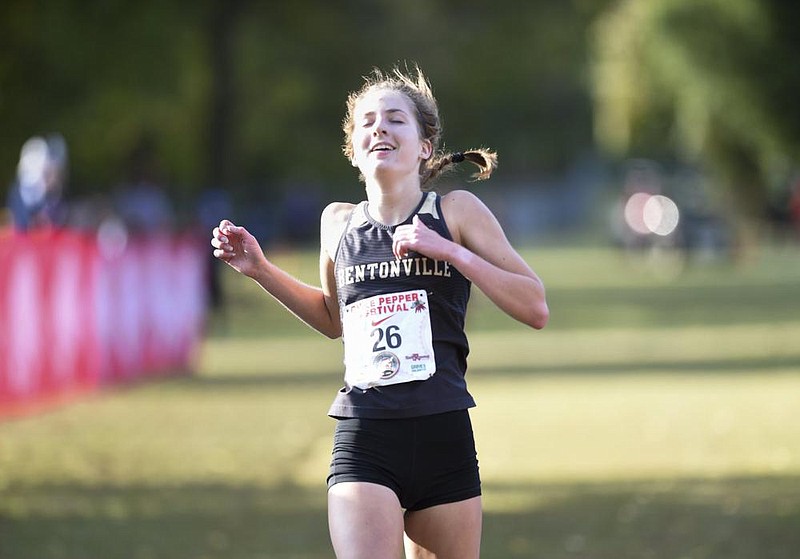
[{"left": 2, "top": 243, "right": 800, "bottom": 558}]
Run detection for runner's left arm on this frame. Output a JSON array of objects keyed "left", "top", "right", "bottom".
[{"left": 391, "top": 190, "right": 548, "bottom": 329}]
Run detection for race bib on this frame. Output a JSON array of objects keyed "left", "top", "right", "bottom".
[{"left": 341, "top": 289, "right": 436, "bottom": 390}]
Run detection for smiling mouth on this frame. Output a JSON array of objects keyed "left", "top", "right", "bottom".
[{"left": 369, "top": 144, "right": 395, "bottom": 153}]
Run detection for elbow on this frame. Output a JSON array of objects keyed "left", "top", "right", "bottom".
[
  {"left": 508, "top": 289, "right": 549, "bottom": 330},
  {"left": 524, "top": 279, "right": 549, "bottom": 330},
  {"left": 319, "top": 301, "right": 342, "bottom": 339},
  {"left": 321, "top": 322, "right": 343, "bottom": 340},
  {"left": 526, "top": 302, "right": 550, "bottom": 330}
]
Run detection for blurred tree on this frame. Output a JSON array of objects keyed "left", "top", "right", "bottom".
[
  {"left": 0, "top": 0, "right": 209, "bottom": 203},
  {"left": 1, "top": 0, "right": 609, "bottom": 212},
  {"left": 591, "top": 0, "right": 800, "bottom": 245}
]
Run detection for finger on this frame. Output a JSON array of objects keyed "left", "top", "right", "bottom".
[
  {"left": 226, "top": 225, "right": 246, "bottom": 239},
  {"left": 211, "top": 227, "right": 227, "bottom": 244},
  {"left": 220, "top": 220, "right": 242, "bottom": 235},
  {"left": 396, "top": 240, "right": 412, "bottom": 260},
  {"left": 392, "top": 238, "right": 404, "bottom": 260}
]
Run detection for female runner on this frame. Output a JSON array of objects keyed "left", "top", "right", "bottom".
[{"left": 211, "top": 64, "right": 549, "bottom": 559}]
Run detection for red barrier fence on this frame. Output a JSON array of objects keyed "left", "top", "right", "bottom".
[{"left": 0, "top": 228, "right": 207, "bottom": 419}]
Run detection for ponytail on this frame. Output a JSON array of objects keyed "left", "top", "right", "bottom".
[{"left": 421, "top": 148, "right": 498, "bottom": 190}]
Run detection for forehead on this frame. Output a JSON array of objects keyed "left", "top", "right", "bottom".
[{"left": 353, "top": 88, "right": 416, "bottom": 116}]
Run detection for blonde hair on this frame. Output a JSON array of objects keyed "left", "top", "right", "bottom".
[{"left": 342, "top": 63, "right": 498, "bottom": 190}]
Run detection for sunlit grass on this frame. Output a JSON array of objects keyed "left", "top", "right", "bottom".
[{"left": 2, "top": 244, "right": 800, "bottom": 558}]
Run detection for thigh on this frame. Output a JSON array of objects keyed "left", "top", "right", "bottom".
[
  {"left": 403, "top": 496, "right": 482, "bottom": 559},
  {"left": 328, "top": 481, "right": 405, "bottom": 559}
]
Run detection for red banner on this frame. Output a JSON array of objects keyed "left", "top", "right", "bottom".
[{"left": 0, "top": 229, "right": 207, "bottom": 418}]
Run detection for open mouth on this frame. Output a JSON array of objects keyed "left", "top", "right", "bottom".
[{"left": 369, "top": 143, "right": 395, "bottom": 153}]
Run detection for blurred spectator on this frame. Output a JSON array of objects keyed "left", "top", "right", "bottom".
[
  {"left": 113, "top": 135, "right": 175, "bottom": 234},
  {"left": 611, "top": 159, "right": 665, "bottom": 251},
  {"left": 6, "top": 134, "right": 69, "bottom": 232},
  {"left": 281, "top": 186, "right": 322, "bottom": 245}
]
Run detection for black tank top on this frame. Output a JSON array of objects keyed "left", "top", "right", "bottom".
[{"left": 328, "top": 191, "right": 475, "bottom": 419}]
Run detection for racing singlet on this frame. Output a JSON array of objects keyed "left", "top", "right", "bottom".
[{"left": 328, "top": 191, "right": 475, "bottom": 419}]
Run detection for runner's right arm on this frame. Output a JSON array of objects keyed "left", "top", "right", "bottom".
[{"left": 211, "top": 205, "right": 350, "bottom": 338}]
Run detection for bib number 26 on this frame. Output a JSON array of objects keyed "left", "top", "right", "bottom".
[{"left": 371, "top": 325, "right": 402, "bottom": 352}]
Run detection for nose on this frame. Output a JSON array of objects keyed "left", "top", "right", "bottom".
[{"left": 371, "top": 116, "right": 388, "bottom": 137}]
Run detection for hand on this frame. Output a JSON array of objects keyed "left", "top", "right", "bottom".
[
  {"left": 211, "top": 219, "right": 265, "bottom": 277},
  {"left": 392, "top": 215, "right": 454, "bottom": 261}
]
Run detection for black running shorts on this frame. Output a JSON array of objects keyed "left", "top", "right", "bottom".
[{"left": 327, "top": 409, "right": 481, "bottom": 511}]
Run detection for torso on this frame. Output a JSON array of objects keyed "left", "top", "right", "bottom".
[{"left": 327, "top": 191, "right": 476, "bottom": 419}]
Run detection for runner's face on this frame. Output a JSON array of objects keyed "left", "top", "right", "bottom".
[{"left": 350, "top": 89, "right": 432, "bottom": 182}]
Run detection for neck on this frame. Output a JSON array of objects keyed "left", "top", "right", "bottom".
[{"left": 364, "top": 176, "right": 423, "bottom": 225}]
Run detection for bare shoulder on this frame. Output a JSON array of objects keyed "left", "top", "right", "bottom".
[
  {"left": 321, "top": 201, "right": 356, "bottom": 225},
  {"left": 440, "top": 188, "right": 483, "bottom": 208},
  {"left": 440, "top": 189, "right": 496, "bottom": 220},
  {"left": 320, "top": 201, "right": 356, "bottom": 260},
  {"left": 440, "top": 189, "right": 498, "bottom": 245}
]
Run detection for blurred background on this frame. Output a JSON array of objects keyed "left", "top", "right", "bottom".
[
  {"left": 2, "top": 0, "right": 798, "bottom": 248},
  {"left": 2, "top": 1, "right": 800, "bottom": 558}
]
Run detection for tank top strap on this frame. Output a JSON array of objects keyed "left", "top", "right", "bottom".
[
  {"left": 348, "top": 201, "right": 369, "bottom": 229},
  {"left": 333, "top": 201, "right": 368, "bottom": 264},
  {"left": 417, "top": 191, "right": 440, "bottom": 220}
]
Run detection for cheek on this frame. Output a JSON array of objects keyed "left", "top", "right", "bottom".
[
  {"left": 350, "top": 134, "right": 369, "bottom": 166},
  {"left": 353, "top": 129, "right": 370, "bottom": 148}
]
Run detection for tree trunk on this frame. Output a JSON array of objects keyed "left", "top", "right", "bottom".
[{"left": 206, "top": 0, "right": 243, "bottom": 189}]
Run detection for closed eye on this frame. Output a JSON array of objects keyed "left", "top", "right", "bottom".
[
  {"left": 359, "top": 108, "right": 409, "bottom": 127},
  {"left": 362, "top": 118, "right": 404, "bottom": 127}
]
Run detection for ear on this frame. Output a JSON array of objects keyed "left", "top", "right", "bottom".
[{"left": 420, "top": 139, "right": 433, "bottom": 160}]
